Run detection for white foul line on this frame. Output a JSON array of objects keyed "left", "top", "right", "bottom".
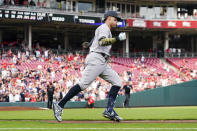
[{"left": 0, "top": 128, "right": 197, "bottom": 130}]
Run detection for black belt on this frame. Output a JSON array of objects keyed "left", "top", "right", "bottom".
[
  {"left": 91, "top": 52, "right": 109, "bottom": 60},
  {"left": 100, "top": 52, "right": 109, "bottom": 59}
]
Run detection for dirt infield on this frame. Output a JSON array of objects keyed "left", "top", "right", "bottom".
[{"left": 0, "top": 106, "right": 46, "bottom": 111}]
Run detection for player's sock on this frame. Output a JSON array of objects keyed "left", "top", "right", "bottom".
[
  {"left": 58, "top": 84, "right": 82, "bottom": 108},
  {"left": 106, "top": 86, "right": 121, "bottom": 113}
]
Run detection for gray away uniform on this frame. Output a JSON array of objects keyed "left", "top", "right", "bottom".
[{"left": 79, "top": 23, "right": 122, "bottom": 90}]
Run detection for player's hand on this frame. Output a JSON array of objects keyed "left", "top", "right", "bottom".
[
  {"left": 82, "top": 41, "right": 89, "bottom": 48},
  {"left": 118, "top": 32, "right": 126, "bottom": 41}
]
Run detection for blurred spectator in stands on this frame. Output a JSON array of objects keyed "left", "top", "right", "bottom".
[
  {"left": 29, "top": 0, "right": 36, "bottom": 6},
  {"left": 12, "top": 55, "right": 17, "bottom": 65},
  {"left": 35, "top": 49, "right": 41, "bottom": 60},
  {"left": 21, "top": 40, "right": 26, "bottom": 49},
  {"left": 172, "top": 48, "right": 176, "bottom": 54},
  {"left": 8, "top": 49, "right": 12, "bottom": 57},
  {"left": 177, "top": 48, "right": 181, "bottom": 57},
  {"left": 3, "top": 0, "right": 14, "bottom": 5},
  {"left": 166, "top": 48, "right": 170, "bottom": 53},
  {"left": 36, "top": 91, "right": 42, "bottom": 102},
  {"left": 9, "top": 91, "right": 20, "bottom": 102},
  {"left": 44, "top": 49, "right": 49, "bottom": 59},
  {"left": 2, "top": 92, "right": 9, "bottom": 102},
  {"left": 23, "top": 0, "right": 28, "bottom": 6},
  {"left": 37, "top": 0, "right": 41, "bottom": 7},
  {"left": 42, "top": 0, "right": 47, "bottom": 8},
  {"left": 20, "top": 90, "right": 25, "bottom": 102},
  {"left": 190, "top": 70, "right": 196, "bottom": 79},
  {"left": 149, "top": 48, "right": 153, "bottom": 53},
  {"left": 25, "top": 49, "right": 30, "bottom": 59},
  {"left": 15, "top": 92, "right": 20, "bottom": 102},
  {"left": 40, "top": 87, "right": 46, "bottom": 101},
  {"left": 10, "top": 0, "right": 14, "bottom": 5},
  {"left": 30, "top": 94, "right": 37, "bottom": 102},
  {"left": 17, "top": 51, "right": 21, "bottom": 60},
  {"left": 4, "top": 0, "right": 9, "bottom": 5},
  {"left": 14, "top": 0, "right": 19, "bottom": 5},
  {"left": 87, "top": 96, "right": 94, "bottom": 109},
  {"left": 141, "top": 55, "right": 145, "bottom": 64},
  {"left": 35, "top": 41, "right": 40, "bottom": 50}
]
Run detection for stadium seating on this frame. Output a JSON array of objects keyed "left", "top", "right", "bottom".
[
  {"left": 0, "top": 48, "right": 196, "bottom": 102},
  {"left": 167, "top": 58, "right": 197, "bottom": 70}
]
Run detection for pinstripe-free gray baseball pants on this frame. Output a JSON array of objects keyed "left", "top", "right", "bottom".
[{"left": 79, "top": 52, "right": 122, "bottom": 90}]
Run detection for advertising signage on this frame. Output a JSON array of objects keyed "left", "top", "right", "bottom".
[
  {"left": 0, "top": 9, "right": 103, "bottom": 24},
  {"left": 127, "top": 19, "right": 197, "bottom": 29},
  {"left": 0, "top": 9, "right": 126, "bottom": 27},
  {"left": 76, "top": 15, "right": 102, "bottom": 24},
  {"left": 0, "top": 9, "right": 74, "bottom": 22}
]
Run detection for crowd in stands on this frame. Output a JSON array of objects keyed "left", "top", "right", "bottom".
[
  {"left": 111, "top": 56, "right": 195, "bottom": 92},
  {"left": 167, "top": 58, "right": 197, "bottom": 80},
  {"left": 0, "top": 0, "right": 47, "bottom": 8},
  {"left": 0, "top": 41, "right": 196, "bottom": 103}
]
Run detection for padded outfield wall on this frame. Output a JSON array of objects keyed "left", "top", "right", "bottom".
[
  {"left": 0, "top": 80, "right": 196, "bottom": 108},
  {"left": 118, "top": 79, "right": 197, "bottom": 107}
]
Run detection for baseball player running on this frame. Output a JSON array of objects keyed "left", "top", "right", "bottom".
[{"left": 53, "top": 11, "right": 126, "bottom": 122}]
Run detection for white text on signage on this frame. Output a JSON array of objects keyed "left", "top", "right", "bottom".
[
  {"left": 182, "top": 22, "right": 191, "bottom": 27},
  {"left": 79, "top": 19, "right": 95, "bottom": 24},
  {"left": 133, "top": 20, "right": 146, "bottom": 28},
  {"left": 168, "top": 22, "right": 176, "bottom": 27},
  {"left": 153, "top": 22, "right": 161, "bottom": 27}
]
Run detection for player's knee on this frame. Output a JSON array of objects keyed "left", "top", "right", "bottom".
[
  {"left": 78, "top": 83, "right": 88, "bottom": 90},
  {"left": 113, "top": 79, "right": 122, "bottom": 87}
]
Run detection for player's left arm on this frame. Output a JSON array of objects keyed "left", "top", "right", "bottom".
[
  {"left": 98, "top": 37, "right": 117, "bottom": 46},
  {"left": 98, "top": 32, "right": 126, "bottom": 46}
]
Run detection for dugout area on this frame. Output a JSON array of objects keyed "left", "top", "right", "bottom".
[{"left": 0, "top": 19, "right": 97, "bottom": 50}]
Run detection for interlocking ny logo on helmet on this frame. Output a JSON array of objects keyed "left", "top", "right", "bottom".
[{"left": 104, "top": 11, "right": 121, "bottom": 21}]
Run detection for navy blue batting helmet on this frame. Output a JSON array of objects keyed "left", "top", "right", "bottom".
[{"left": 104, "top": 11, "right": 121, "bottom": 21}]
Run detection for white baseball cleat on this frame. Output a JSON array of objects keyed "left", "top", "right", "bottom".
[{"left": 53, "top": 102, "right": 63, "bottom": 122}]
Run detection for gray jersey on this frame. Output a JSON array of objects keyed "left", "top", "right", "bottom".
[
  {"left": 79, "top": 23, "right": 122, "bottom": 91},
  {"left": 89, "top": 23, "right": 112, "bottom": 56}
]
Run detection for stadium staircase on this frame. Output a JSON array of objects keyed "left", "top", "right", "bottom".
[
  {"left": 160, "top": 58, "right": 180, "bottom": 72},
  {"left": 160, "top": 58, "right": 187, "bottom": 77}
]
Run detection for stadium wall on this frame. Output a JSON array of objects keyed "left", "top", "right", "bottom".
[
  {"left": 128, "top": 79, "right": 197, "bottom": 107},
  {"left": 95, "top": 80, "right": 197, "bottom": 107},
  {"left": 0, "top": 80, "right": 196, "bottom": 108}
]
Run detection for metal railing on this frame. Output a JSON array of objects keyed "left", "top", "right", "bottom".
[
  {"left": 0, "top": 5, "right": 104, "bottom": 18},
  {"left": 112, "top": 52, "right": 157, "bottom": 58},
  {"left": 0, "top": 47, "right": 197, "bottom": 59},
  {"left": 2, "top": 5, "right": 197, "bottom": 20},
  {"left": 165, "top": 52, "right": 197, "bottom": 58}
]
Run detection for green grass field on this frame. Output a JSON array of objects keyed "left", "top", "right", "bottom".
[{"left": 0, "top": 106, "right": 197, "bottom": 131}]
